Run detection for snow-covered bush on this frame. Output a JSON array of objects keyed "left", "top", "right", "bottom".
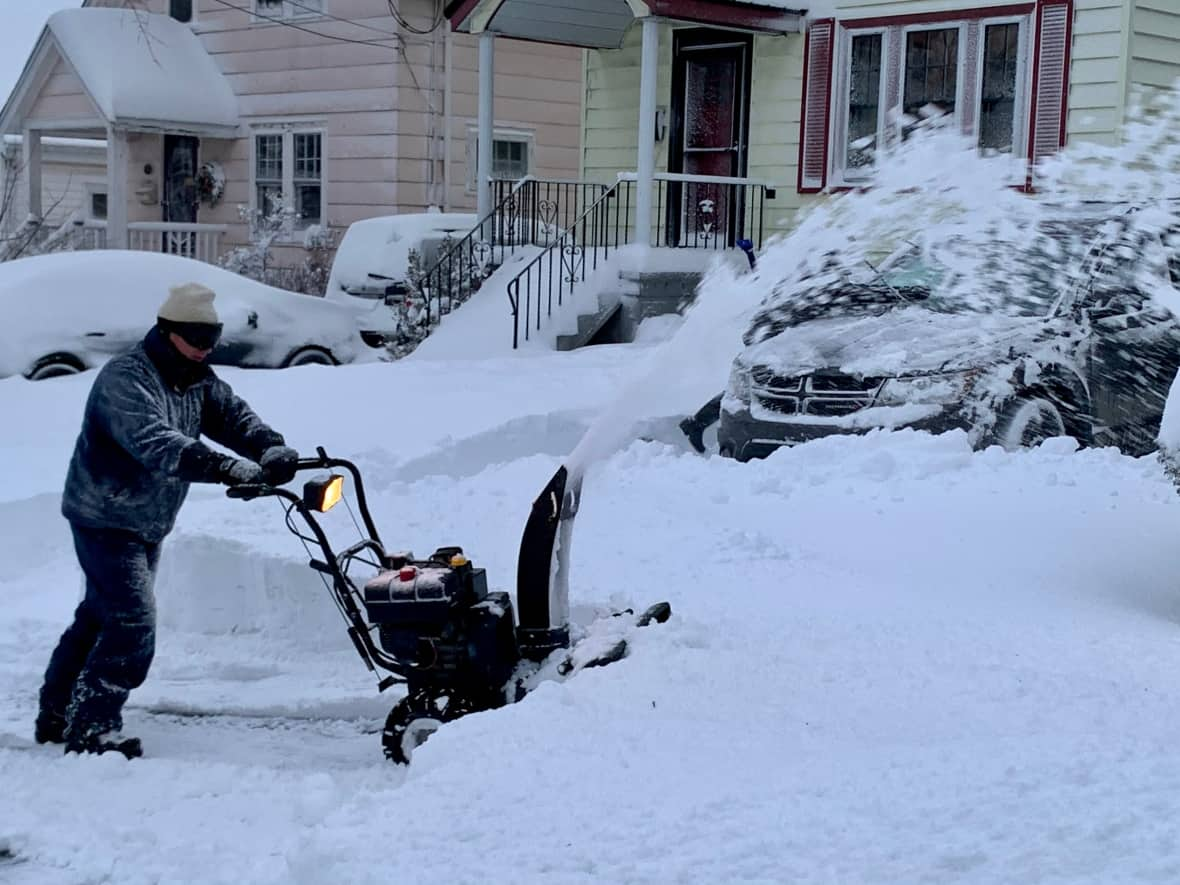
[{"left": 219, "top": 199, "right": 340, "bottom": 297}]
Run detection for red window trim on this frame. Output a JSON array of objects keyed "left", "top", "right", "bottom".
[{"left": 840, "top": 3, "right": 1034, "bottom": 30}]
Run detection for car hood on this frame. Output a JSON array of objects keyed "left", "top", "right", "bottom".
[{"left": 742, "top": 305, "right": 1047, "bottom": 377}]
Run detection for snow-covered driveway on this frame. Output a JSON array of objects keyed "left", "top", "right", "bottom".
[{"left": 4, "top": 341, "right": 1180, "bottom": 885}]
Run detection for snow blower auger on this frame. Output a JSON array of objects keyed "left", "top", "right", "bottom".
[{"left": 227, "top": 448, "right": 671, "bottom": 764}]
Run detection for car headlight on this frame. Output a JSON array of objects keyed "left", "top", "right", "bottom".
[
  {"left": 875, "top": 369, "right": 979, "bottom": 407},
  {"left": 726, "top": 362, "right": 752, "bottom": 405}
]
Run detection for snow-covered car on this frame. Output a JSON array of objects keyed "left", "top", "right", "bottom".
[
  {"left": 0, "top": 250, "right": 377, "bottom": 381},
  {"left": 720, "top": 208, "right": 1180, "bottom": 460},
  {"left": 325, "top": 212, "right": 476, "bottom": 342}
]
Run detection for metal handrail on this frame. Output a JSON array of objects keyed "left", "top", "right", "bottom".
[
  {"left": 414, "top": 177, "right": 610, "bottom": 328},
  {"left": 506, "top": 180, "right": 629, "bottom": 349},
  {"left": 505, "top": 174, "right": 775, "bottom": 348}
]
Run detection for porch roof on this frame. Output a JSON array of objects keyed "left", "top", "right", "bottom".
[
  {"left": 0, "top": 8, "right": 240, "bottom": 138},
  {"left": 444, "top": 0, "right": 805, "bottom": 49}
]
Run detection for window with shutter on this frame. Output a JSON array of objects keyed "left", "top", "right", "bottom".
[
  {"left": 820, "top": 2, "right": 1071, "bottom": 188},
  {"left": 798, "top": 19, "right": 834, "bottom": 193}
]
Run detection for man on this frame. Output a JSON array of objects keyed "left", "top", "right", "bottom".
[{"left": 34, "top": 283, "right": 300, "bottom": 759}]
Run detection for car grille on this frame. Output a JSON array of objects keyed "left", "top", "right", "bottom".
[{"left": 752, "top": 370, "right": 884, "bottom": 417}]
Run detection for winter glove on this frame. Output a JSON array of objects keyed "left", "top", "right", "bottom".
[
  {"left": 259, "top": 445, "right": 300, "bottom": 486},
  {"left": 221, "top": 457, "right": 265, "bottom": 486}
]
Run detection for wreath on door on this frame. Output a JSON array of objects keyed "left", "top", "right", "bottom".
[{"left": 196, "top": 161, "right": 225, "bottom": 206}]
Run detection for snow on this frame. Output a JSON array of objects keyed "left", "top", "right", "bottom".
[
  {"left": 6, "top": 83, "right": 1180, "bottom": 885},
  {"left": 6, "top": 342, "right": 1180, "bottom": 882},
  {"left": 0, "top": 251, "right": 367, "bottom": 378},
  {"left": 46, "top": 9, "right": 238, "bottom": 131}
]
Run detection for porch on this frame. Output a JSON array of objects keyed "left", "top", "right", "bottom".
[
  {"left": 440, "top": 0, "right": 804, "bottom": 348},
  {"left": 0, "top": 8, "right": 240, "bottom": 265}
]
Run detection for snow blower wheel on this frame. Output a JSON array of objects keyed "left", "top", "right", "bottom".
[{"left": 382, "top": 689, "right": 473, "bottom": 764}]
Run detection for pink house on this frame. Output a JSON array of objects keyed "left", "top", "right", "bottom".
[{"left": 0, "top": 0, "right": 583, "bottom": 264}]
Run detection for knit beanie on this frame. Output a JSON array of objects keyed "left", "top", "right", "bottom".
[{"left": 158, "top": 283, "right": 220, "bottom": 325}]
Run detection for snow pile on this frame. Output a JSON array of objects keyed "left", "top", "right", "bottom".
[{"left": 47, "top": 9, "right": 239, "bottom": 130}]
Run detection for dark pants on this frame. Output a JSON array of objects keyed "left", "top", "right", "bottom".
[
  {"left": 39, "top": 524, "right": 160, "bottom": 740},
  {"left": 689, "top": 394, "right": 723, "bottom": 431}
]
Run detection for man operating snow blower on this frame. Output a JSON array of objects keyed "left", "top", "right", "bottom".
[{"left": 34, "top": 283, "right": 299, "bottom": 759}]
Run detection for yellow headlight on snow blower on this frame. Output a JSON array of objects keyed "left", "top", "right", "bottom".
[{"left": 303, "top": 474, "right": 344, "bottom": 512}]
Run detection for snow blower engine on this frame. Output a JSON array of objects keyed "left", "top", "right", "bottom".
[{"left": 227, "top": 448, "right": 670, "bottom": 764}]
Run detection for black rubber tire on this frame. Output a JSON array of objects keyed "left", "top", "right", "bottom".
[
  {"left": 381, "top": 689, "right": 472, "bottom": 765},
  {"left": 282, "top": 346, "right": 337, "bottom": 368},
  {"left": 993, "top": 393, "right": 1068, "bottom": 451},
  {"left": 25, "top": 353, "right": 85, "bottom": 381}
]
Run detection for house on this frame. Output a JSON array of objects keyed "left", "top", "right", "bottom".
[
  {"left": 0, "top": 0, "right": 583, "bottom": 265},
  {"left": 444, "top": 0, "right": 1180, "bottom": 348}
]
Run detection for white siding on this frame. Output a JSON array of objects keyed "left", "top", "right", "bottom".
[
  {"left": 1131, "top": 0, "right": 1180, "bottom": 91},
  {"left": 0, "top": 142, "right": 106, "bottom": 237},
  {"left": 1067, "top": 0, "right": 1127, "bottom": 146}
]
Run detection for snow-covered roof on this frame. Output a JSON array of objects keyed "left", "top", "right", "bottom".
[{"left": 44, "top": 8, "right": 239, "bottom": 135}]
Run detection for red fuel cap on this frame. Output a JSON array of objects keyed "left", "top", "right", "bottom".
[{"left": 398, "top": 566, "right": 417, "bottom": 581}]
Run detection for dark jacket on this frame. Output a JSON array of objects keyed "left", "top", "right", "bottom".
[{"left": 61, "top": 328, "right": 284, "bottom": 542}]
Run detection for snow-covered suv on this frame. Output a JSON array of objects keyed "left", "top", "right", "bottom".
[{"left": 719, "top": 208, "right": 1180, "bottom": 460}]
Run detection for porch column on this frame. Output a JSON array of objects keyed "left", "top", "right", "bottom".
[
  {"left": 635, "top": 18, "right": 660, "bottom": 248},
  {"left": 22, "top": 129, "right": 42, "bottom": 220},
  {"left": 106, "top": 127, "right": 129, "bottom": 250},
  {"left": 477, "top": 30, "right": 495, "bottom": 231}
]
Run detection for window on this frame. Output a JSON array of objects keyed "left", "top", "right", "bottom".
[
  {"left": 89, "top": 192, "right": 107, "bottom": 220},
  {"left": 293, "top": 132, "right": 322, "bottom": 226},
  {"left": 979, "top": 22, "right": 1021, "bottom": 153},
  {"left": 799, "top": 3, "right": 1071, "bottom": 192},
  {"left": 466, "top": 128, "right": 534, "bottom": 192},
  {"left": 254, "top": 0, "right": 323, "bottom": 20},
  {"left": 903, "top": 27, "right": 959, "bottom": 126},
  {"left": 846, "top": 33, "right": 882, "bottom": 169},
  {"left": 169, "top": 0, "right": 193, "bottom": 23},
  {"left": 253, "top": 129, "right": 324, "bottom": 229}
]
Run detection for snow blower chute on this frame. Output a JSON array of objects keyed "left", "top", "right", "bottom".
[{"left": 227, "top": 448, "right": 670, "bottom": 763}]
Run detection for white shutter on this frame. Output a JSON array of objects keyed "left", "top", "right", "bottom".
[
  {"left": 798, "top": 19, "right": 835, "bottom": 193},
  {"left": 1028, "top": 0, "right": 1072, "bottom": 166}
]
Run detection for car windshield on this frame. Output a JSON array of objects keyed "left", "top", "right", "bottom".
[{"left": 873, "top": 220, "right": 1108, "bottom": 318}]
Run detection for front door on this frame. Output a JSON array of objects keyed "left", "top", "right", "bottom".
[
  {"left": 668, "top": 30, "right": 752, "bottom": 248},
  {"left": 162, "top": 134, "right": 199, "bottom": 256}
]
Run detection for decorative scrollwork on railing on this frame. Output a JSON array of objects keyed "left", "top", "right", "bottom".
[
  {"left": 471, "top": 240, "right": 493, "bottom": 275},
  {"left": 561, "top": 241, "right": 584, "bottom": 283}
]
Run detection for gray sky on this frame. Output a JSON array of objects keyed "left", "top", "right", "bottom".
[{"left": 0, "top": 1, "right": 85, "bottom": 109}]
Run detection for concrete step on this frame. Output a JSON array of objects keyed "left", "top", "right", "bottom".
[{"left": 555, "top": 297, "right": 623, "bottom": 351}]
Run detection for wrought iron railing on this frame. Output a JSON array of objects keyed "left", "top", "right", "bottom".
[
  {"left": 649, "top": 173, "right": 773, "bottom": 251},
  {"left": 506, "top": 173, "right": 774, "bottom": 348},
  {"left": 415, "top": 177, "right": 608, "bottom": 327}
]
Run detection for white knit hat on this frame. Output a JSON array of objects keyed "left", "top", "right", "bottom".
[{"left": 158, "top": 282, "right": 220, "bottom": 325}]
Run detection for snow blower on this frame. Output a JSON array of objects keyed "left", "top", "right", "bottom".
[{"left": 228, "top": 448, "right": 670, "bottom": 763}]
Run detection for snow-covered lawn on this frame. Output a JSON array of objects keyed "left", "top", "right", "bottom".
[{"left": 4, "top": 333, "right": 1180, "bottom": 884}]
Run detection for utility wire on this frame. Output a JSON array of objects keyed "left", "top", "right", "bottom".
[
  {"left": 208, "top": 0, "right": 402, "bottom": 49},
  {"left": 387, "top": 0, "right": 445, "bottom": 36}
]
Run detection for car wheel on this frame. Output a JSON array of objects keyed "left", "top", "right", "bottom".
[
  {"left": 25, "top": 353, "right": 85, "bottom": 381},
  {"left": 283, "top": 346, "right": 337, "bottom": 368},
  {"left": 995, "top": 394, "right": 1067, "bottom": 451}
]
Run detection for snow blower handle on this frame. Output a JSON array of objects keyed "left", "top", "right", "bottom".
[{"left": 225, "top": 483, "right": 270, "bottom": 501}]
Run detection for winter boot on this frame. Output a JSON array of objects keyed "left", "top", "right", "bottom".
[
  {"left": 64, "top": 730, "right": 143, "bottom": 760},
  {"left": 678, "top": 417, "right": 706, "bottom": 454},
  {"left": 34, "top": 710, "right": 67, "bottom": 745}
]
